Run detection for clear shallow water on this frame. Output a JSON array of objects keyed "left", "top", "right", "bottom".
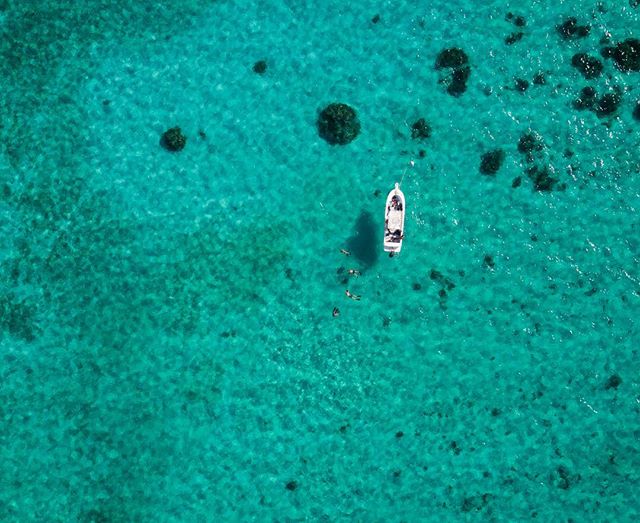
[{"left": 1, "top": 0, "right": 639, "bottom": 521}]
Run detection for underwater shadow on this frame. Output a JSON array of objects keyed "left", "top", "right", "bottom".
[{"left": 346, "top": 210, "right": 379, "bottom": 268}]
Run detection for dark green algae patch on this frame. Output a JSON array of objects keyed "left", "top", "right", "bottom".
[
  {"left": 1, "top": 0, "right": 285, "bottom": 347},
  {"left": 1, "top": 192, "right": 289, "bottom": 347},
  {"left": 0, "top": 5, "right": 288, "bottom": 516},
  {"left": 0, "top": 0, "right": 216, "bottom": 167}
]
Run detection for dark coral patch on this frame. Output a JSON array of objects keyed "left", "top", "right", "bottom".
[
  {"left": 556, "top": 466, "right": 572, "bottom": 489},
  {"left": 506, "top": 13, "right": 526, "bottom": 27},
  {"left": 411, "top": 118, "right": 431, "bottom": 139},
  {"left": 505, "top": 32, "right": 524, "bottom": 45},
  {"left": 557, "top": 17, "right": 590, "bottom": 40},
  {"left": 633, "top": 101, "right": 640, "bottom": 121},
  {"left": 571, "top": 53, "right": 603, "bottom": 79},
  {"left": 533, "top": 72, "right": 546, "bottom": 85},
  {"left": 517, "top": 132, "right": 544, "bottom": 155},
  {"left": 595, "top": 91, "right": 621, "bottom": 118},
  {"left": 526, "top": 165, "right": 562, "bottom": 192},
  {"left": 602, "top": 38, "right": 640, "bottom": 72},
  {"left": 573, "top": 86, "right": 597, "bottom": 110},
  {"left": 435, "top": 48, "right": 468, "bottom": 69},
  {"left": 446, "top": 66, "right": 471, "bottom": 96},
  {"left": 461, "top": 493, "right": 492, "bottom": 512},
  {"left": 161, "top": 127, "right": 186, "bottom": 151},
  {"left": 317, "top": 103, "right": 361, "bottom": 145},
  {"left": 429, "top": 269, "right": 455, "bottom": 291},
  {"left": 514, "top": 78, "right": 529, "bottom": 92},
  {"left": 605, "top": 374, "right": 622, "bottom": 390},
  {"left": 252, "top": 60, "right": 267, "bottom": 74},
  {"left": 479, "top": 149, "right": 505, "bottom": 175},
  {"left": 435, "top": 48, "right": 470, "bottom": 97}
]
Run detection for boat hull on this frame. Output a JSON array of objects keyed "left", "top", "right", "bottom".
[{"left": 384, "top": 183, "right": 405, "bottom": 253}]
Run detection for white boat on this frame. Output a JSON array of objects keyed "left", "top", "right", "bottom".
[{"left": 384, "top": 182, "right": 405, "bottom": 253}]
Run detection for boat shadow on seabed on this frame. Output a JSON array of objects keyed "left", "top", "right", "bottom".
[{"left": 346, "top": 210, "right": 379, "bottom": 269}]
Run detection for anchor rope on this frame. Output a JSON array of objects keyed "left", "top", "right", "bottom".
[{"left": 399, "top": 159, "right": 414, "bottom": 187}]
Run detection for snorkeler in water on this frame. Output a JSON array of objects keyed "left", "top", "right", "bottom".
[{"left": 345, "top": 289, "right": 361, "bottom": 301}]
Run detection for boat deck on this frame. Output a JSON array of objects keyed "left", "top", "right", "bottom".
[{"left": 385, "top": 209, "right": 403, "bottom": 242}]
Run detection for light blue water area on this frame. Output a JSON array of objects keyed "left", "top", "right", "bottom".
[{"left": 1, "top": 0, "right": 639, "bottom": 520}]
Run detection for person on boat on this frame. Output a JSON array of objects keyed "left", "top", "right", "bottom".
[
  {"left": 345, "top": 289, "right": 361, "bottom": 301},
  {"left": 348, "top": 269, "right": 361, "bottom": 277}
]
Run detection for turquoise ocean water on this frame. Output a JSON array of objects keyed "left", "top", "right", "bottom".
[{"left": 1, "top": 0, "right": 639, "bottom": 520}]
